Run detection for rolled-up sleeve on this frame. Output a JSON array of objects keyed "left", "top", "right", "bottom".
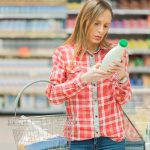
[
  {"left": 45, "top": 46, "right": 87, "bottom": 104},
  {"left": 112, "top": 50, "right": 132, "bottom": 105}
]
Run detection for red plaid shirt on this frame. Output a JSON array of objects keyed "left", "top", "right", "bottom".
[{"left": 46, "top": 44, "right": 132, "bottom": 142}]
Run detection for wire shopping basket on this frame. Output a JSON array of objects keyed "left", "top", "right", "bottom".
[
  {"left": 8, "top": 79, "right": 147, "bottom": 150},
  {"left": 123, "top": 111, "right": 146, "bottom": 150},
  {"left": 8, "top": 80, "right": 72, "bottom": 150}
]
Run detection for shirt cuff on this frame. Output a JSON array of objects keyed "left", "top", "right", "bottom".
[
  {"left": 115, "top": 73, "right": 128, "bottom": 84},
  {"left": 74, "top": 75, "right": 88, "bottom": 88},
  {"left": 119, "top": 76, "right": 128, "bottom": 84}
]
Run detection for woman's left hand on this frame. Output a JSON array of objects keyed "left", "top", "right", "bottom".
[{"left": 108, "top": 50, "right": 127, "bottom": 80}]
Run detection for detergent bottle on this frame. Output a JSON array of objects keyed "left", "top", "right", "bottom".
[{"left": 101, "top": 39, "right": 128, "bottom": 71}]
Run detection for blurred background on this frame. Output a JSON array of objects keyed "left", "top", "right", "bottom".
[{"left": 0, "top": 0, "right": 150, "bottom": 149}]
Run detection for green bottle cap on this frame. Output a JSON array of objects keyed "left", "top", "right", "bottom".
[{"left": 119, "top": 39, "right": 128, "bottom": 47}]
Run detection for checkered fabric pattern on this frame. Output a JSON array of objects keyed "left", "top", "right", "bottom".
[{"left": 46, "top": 44, "right": 132, "bottom": 142}]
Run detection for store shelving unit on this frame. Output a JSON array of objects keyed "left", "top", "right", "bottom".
[
  {"left": 0, "top": 0, "right": 67, "bottom": 114},
  {"left": 0, "top": 0, "right": 150, "bottom": 121},
  {"left": 66, "top": 0, "right": 150, "bottom": 145},
  {"left": 109, "top": 0, "right": 150, "bottom": 145}
]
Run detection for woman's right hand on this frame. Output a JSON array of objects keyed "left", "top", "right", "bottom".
[{"left": 80, "top": 63, "right": 114, "bottom": 84}]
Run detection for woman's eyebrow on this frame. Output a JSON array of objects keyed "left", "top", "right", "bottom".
[
  {"left": 95, "top": 19, "right": 111, "bottom": 24},
  {"left": 95, "top": 20, "right": 111, "bottom": 25}
]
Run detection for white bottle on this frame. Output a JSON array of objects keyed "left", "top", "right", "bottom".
[{"left": 101, "top": 39, "right": 128, "bottom": 71}]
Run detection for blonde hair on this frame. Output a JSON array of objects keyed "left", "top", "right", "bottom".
[{"left": 65, "top": 0, "right": 113, "bottom": 59}]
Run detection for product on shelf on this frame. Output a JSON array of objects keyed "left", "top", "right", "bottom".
[
  {"left": 143, "top": 75, "right": 150, "bottom": 87},
  {"left": 34, "top": 96, "right": 48, "bottom": 109},
  {"left": 130, "top": 75, "right": 143, "bottom": 87},
  {"left": 118, "top": 0, "right": 130, "bottom": 9},
  {"left": 144, "top": 56, "right": 150, "bottom": 66},
  {"left": 21, "top": 95, "right": 34, "bottom": 110},
  {"left": 18, "top": 47, "right": 30, "bottom": 57},
  {"left": 148, "top": 15, "right": 150, "bottom": 28},
  {"left": 0, "top": 96, "right": 4, "bottom": 109},
  {"left": 118, "top": 0, "right": 149, "bottom": 9},
  {"left": 0, "top": 0, "right": 67, "bottom": 6}
]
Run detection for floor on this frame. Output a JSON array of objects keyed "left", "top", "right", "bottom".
[{"left": 0, "top": 116, "right": 16, "bottom": 150}]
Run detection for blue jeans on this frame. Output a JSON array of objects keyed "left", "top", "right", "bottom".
[{"left": 70, "top": 137, "right": 125, "bottom": 150}]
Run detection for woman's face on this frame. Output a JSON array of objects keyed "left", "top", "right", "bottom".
[{"left": 87, "top": 9, "right": 112, "bottom": 49}]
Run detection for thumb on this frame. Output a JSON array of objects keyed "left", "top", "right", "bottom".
[{"left": 95, "top": 62, "right": 101, "bottom": 69}]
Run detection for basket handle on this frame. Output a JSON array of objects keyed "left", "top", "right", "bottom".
[
  {"left": 123, "top": 110, "right": 144, "bottom": 141},
  {"left": 14, "top": 79, "right": 55, "bottom": 117}
]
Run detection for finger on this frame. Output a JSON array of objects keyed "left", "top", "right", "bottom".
[
  {"left": 110, "top": 65, "right": 125, "bottom": 71},
  {"left": 95, "top": 62, "right": 101, "bottom": 69},
  {"left": 92, "top": 63, "right": 101, "bottom": 69},
  {"left": 123, "top": 49, "right": 126, "bottom": 57},
  {"left": 95, "top": 71, "right": 110, "bottom": 76},
  {"left": 121, "top": 51, "right": 127, "bottom": 63},
  {"left": 111, "top": 61, "right": 124, "bottom": 68},
  {"left": 94, "top": 70, "right": 112, "bottom": 76}
]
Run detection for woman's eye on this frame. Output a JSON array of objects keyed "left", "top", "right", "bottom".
[
  {"left": 94, "top": 22, "right": 99, "bottom": 26},
  {"left": 104, "top": 25, "right": 109, "bottom": 28}
]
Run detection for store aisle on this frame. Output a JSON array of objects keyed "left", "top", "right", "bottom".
[{"left": 0, "top": 116, "right": 16, "bottom": 150}]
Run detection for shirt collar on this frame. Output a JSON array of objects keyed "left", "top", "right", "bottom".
[{"left": 86, "top": 48, "right": 101, "bottom": 56}]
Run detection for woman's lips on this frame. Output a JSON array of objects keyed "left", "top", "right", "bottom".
[{"left": 94, "top": 36, "right": 102, "bottom": 41}]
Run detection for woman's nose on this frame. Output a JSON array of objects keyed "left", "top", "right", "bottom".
[{"left": 98, "top": 26, "right": 104, "bottom": 33}]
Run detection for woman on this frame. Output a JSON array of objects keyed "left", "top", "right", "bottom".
[{"left": 46, "top": 0, "right": 132, "bottom": 149}]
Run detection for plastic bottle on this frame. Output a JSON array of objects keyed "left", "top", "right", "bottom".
[{"left": 101, "top": 39, "right": 128, "bottom": 71}]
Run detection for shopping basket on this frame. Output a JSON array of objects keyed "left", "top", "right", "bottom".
[
  {"left": 124, "top": 109, "right": 146, "bottom": 150},
  {"left": 8, "top": 80, "right": 72, "bottom": 150},
  {"left": 9, "top": 79, "right": 146, "bottom": 150}
]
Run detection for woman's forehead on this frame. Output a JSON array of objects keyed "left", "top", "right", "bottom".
[{"left": 95, "top": 10, "right": 112, "bottom": 23}]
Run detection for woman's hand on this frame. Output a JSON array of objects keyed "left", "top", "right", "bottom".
[
  {"left": 108, "top": 50, "right": 127, "bottom": 80},
  {"left": 80, "top": 63, "right": 113, "bottom": 84}
]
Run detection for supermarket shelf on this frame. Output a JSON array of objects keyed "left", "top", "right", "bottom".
[
  {"left": 67, "top": 9, "right": 79, "bottom": 15},
  {"left": 67, "top": 9, "right": 150, "bottom": 15},
  {"left": 129, "top": 66, "right": 150, "bottom": 73},
  {"left": 109, "top": 28, "right": 150, "bottom": 34},
  {"left": 0, "top": 69, "right": 49, "bottom": 76},
  {"left": 66, "top": 28, "right": 150, "bottom": 35},
  {"left": 0, "top": 0, "right": 67, "bottom": 6},
  {"left": 66, "top": 28, "right": 74, "bottom": 34},
  {"left": 132, "top": 87, "right": 150, "bottom": 94},
  {"left": 0, "top": 107, "right": 66, "bottom": 115},
  {"left": 0, "top": 0, "right": 150, "bottom": 117},
  {"left": 0, "top": 13, "right": 67, "bottom": 19},
  {"left": 113, "top": 9, "right": 150, "bottom": 15},
  {"left": 0, "top": 49, "right": 54, "bottom": 58},
  {"left": 0, "top": 86, "right": 48, "bottom": 96},
  {"left": 1, "top": 49, "right": 150, "bottom": 58},
  {"left": 128, "top": 50, "right": 150, "bottom": 55},
  {"left": 0, "top": 31, "right": 67, "bottom": 39}
]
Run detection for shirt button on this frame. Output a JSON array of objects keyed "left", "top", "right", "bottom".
[
  {"left": 95, "top": 115, "right": 98, "bottom": 118},
  {"left": 92, "top": 83, "right": 96, "bottom": 86},
  {"left": 93, "top": 98, "right": 97, "bottom": 101}
]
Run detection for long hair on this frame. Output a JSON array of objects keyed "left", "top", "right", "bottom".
[{"left": 65, "top": 0, "right": 113, "bottom": 60}]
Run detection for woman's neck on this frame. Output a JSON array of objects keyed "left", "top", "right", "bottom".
[{"left": 87, "top": 44, "right": 99, "bottom": 53}]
